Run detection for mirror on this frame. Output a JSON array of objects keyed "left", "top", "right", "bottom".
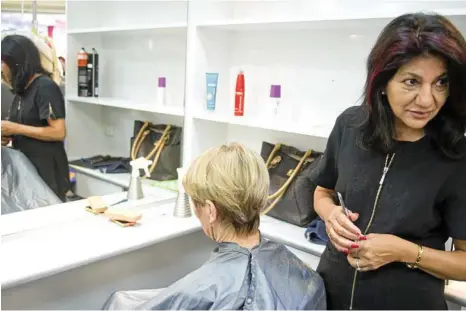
[{"left": 1, "top": 0, "right": 190, "bottom": 212}]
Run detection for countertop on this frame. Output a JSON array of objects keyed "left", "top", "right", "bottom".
[
  {"left": 260, "top": 215, "right": 326, "bottom": 257},
  {"left": 0, "top": 190, "right": 323, "bottom": 291},
  {"left": 2, "top": 187, "right": 463, "bottom": 305},
  {"left": 445, "top": 281, "right": 466, "bottom": 307},
  {"left": 0, "top": 186, "right": 177, "bottom": 237},
  {"left": 1, "top": 197, "right": 201, "bottom": 289}
]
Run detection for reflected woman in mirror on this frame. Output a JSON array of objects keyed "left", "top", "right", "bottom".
[
  {"left": 312, "top": 13, "right": 466, "bottom": 309},
  {"left": 1, "top": 35, "right": 70, "bottom": 202},
  {"left": 104, "top": 143, "right": 326, "bottom": 310}
]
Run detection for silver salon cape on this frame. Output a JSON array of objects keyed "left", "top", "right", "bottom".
[
  {"left": 103, "top": 238, "right": 326, "bottom": 310},
  {"left": 1, "top": 146, "right": 62, "bottom": 214}
]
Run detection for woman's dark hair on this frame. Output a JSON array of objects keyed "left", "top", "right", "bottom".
[
  {"left": 1, "top": 34, "right": 52, "bottom": 95},
  {"left": 360, "top": 13, "right": 466, "bottom": 159}
]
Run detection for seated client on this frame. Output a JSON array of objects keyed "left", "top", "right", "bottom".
[{"left": 103, "top": 143, "right": 326, "bottom": 310}]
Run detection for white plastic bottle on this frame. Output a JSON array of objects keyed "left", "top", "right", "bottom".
[
  {"left": 269, "top": 84, "right": 281, "bottom": 117},
  {"left": 157, "top": 77, "right": 166, "bottom": 106}
]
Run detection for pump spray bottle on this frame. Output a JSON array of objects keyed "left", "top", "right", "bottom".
[
  {"left": 127, "top": 157, "right": 152, "bottom": 201},
  {"left": 77, "top": 48, "right": 88, "bottom": 97}
]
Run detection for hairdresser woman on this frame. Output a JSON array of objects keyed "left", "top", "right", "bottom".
[
  {"left": 311, "top": 13, "right": 466, "bottom": 310},
  {"left": 1, "top": 35, "right": 70, "bottom": 202}
]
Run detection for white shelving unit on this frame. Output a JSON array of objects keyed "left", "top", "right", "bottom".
[
  {"left": 65, "top": 0, "right": 466, "bottom": 168},
  {"left": 65, "top": 0, "right": 188, "bottom": 159}
]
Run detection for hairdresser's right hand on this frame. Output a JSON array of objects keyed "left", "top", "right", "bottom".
[
  {"left": 325, "top": 205, "right": 363, "bottom": 253},
  {"left": 1, "top": 136, "right": 11, "bottom": 146}
]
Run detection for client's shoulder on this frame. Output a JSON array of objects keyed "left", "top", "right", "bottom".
[
  {"left": 258, "top": 240, "right": 322, "bottom": 279},
  {"left": 256, "top": 240, "right": 326, "bottom": 308}
]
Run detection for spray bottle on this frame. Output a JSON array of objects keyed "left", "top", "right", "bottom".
[
  {"left": 77, "top": 48, "right": 88, "bottom": 97},
  {"left": 127, "top": 157, "right": 152, "bottom": 201}
]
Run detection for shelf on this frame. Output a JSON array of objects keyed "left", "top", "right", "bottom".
[
  {"left": 196, "top": 18, "right": 390, "bottom": 32},
  {"left": 196, "top": 10, "right": 466, "bottom": 32},
  {"left": 193, "top": 112, "right": 332, "bottom": 139},
  {"left": 67, "top": 96, "right": 184, "bottom": 117},
  {"left": 67, "top": 23, "right": 187, "bottom": 35}
]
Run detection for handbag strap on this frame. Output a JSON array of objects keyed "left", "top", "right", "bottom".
[
  {"left": 146, "top": 131, "right": 169, "bottom": 176},
  {"left": 131, "top": 122, "right": 150, "bottom": 160},
  {"left": 265, "top": 143, "right": 282, "bottom": 167},
  {"left": 262, "top": 148, "right": 313, "bottom": 215},
  {"left": 131, "top": 122, "right": 172, "bottom": 176}
]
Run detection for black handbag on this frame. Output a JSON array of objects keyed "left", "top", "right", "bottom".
[
  {"left": 260, "top": 141, "right": 323, "bottom": 227},
  {"left": 130, "top": 121, "right": 182, "bottom": 181}
]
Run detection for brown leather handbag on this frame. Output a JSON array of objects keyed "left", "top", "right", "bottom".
[
  {"left": 130, "top": 121, "right": 182, "bottom": 181},
  {"left": 260, "top": 141, "right": 323, "bottom": 227}
]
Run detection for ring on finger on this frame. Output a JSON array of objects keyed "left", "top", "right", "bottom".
[{"left": 327, "top": 228, "right": 333, "bottom": 241}]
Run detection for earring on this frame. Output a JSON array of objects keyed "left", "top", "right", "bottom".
[{"left": 381, "top": 90, "right": 386, "bottom": 95}]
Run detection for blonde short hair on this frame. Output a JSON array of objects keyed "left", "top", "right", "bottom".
[{"left": 183, "top": 143, "right": 269, "bottom": 236}]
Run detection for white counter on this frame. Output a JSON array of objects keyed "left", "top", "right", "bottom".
[
  {"left": 446, "top": 281, "right": 466, "bottom": 308},
  {"left": 1, "top": 198, "right": 201, "bottom": 290},
  {"left": 260, "top": 215, "right": 325, "bottom": 257},
  {"left": 1, "top": 196, "right": 210, "bottom": 310},
  {"left": 0, "top": 185, "right": 177, "bottom": 237},
  {"left": 2, "top": 185, "right": 464, "bottom": 308}
]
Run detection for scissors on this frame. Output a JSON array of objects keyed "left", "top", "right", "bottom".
[
  {"left": 109, "top": 198, "right": 128, "bottom": 207},
  {"left": 337, "top": 192, "right": 351, "bottom": 218}
]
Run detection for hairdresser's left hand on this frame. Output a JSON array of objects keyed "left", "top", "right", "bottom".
[
  {"left": 347, "top": 233, "right": 405, "bottom": 272},
  {"left": 1, "top": 120, "right": 19, "bottom": 136}
]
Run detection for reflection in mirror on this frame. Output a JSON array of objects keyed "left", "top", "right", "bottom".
[
  {"left": 1, "top": 0, "right": 189, "bottom": 214},
  {"left": 1, "top": 8, "right": 67, "bottom": 214},
  {"left": 64, "top": 1, "right": 189, "bottom": 201}
]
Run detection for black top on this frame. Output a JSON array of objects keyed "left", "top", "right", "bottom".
[
  {"left": 311, "top": 106, "right": 466, "bottom": 310},
  {"left": 8, "top": 75, "right": 70, "bottom": 201}
]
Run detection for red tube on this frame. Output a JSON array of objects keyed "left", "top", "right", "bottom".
[
  {"left": 234, "top": 71, "right": 245, "bottom": 116},
  {"left": 47, "top": 25, "right": 54, "bottom": 38}
]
